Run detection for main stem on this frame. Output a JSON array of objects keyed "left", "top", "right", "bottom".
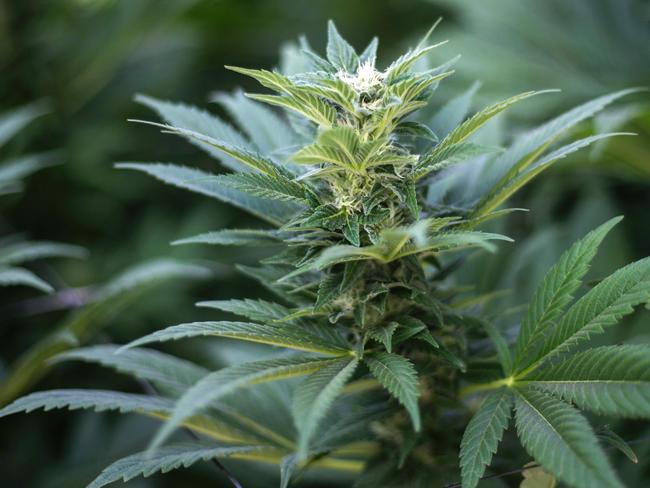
[{"left": 459, "top": 376, "right": 514, "bottom": 399}]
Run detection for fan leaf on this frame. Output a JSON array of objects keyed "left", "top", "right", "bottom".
[
  {"left": 523, "top": 345, "right": 650, "bottom": 418},
  {"left": 460, "top": 388, "right": 513, "bottom": 488},
  {"left": 87, "top": 442, "right": 264, "bottom": 488},
  {"left": 115, "top": 163, "right": 300, "bottom": 226},
  {"left": 365, "top": 352, "right": 421, "bottom": 431},
  {"left": 513, "top": 217, "right": 622, "bottom": 371},
  {"left": 120, "top": 321, "right": 351, "bottom": 356},
  {"left": 150, "top": 355, "right": 346, "bottom": 450},
  {"left": 293, "top": 357, "right": 359, "bottom": 459},
  {"left": 514, "top": 388, "right": 622, "bottom": 488},
  {"left": 520, "top": 256, "right": 650, "bottom": 373},
  {"left": 326, "top": 20, "right": 358, "bottom": 72}
]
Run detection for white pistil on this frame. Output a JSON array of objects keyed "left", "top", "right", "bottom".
[{"left": 337, "top": 60, "right": 385, "bottom": 93}]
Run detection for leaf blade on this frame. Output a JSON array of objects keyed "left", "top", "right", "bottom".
[
  {"left": 524, "top": 345, "right": 650, "bottom": 418},
  {"left": 513, "top": 217, "right": 622, "bottom": 371},
  {"left": 135, "top": 95, "right": 252, "bottom": 172},
  {"left": 87, "top": 443, "right": 264, "bottom": 488},
  {"left": 365, "top": 352, "right": 421, "bottom": 431},
  {"left": 521, "top": 256, "right": 650, "bottom": 373},
  {"left": 293, "top": 357, "right": 359, "bottom": 459},
  {"left": 120, "top": 321, "right": 351, "bottom": 356},
  {"left": 460, "top": 388, "right": 513, "bottom": 488},
  {"left": 326, "top": 20, "right": 358, "bottom": 72},
  {"left": 116, "top": 162, "right": 300, "bottom": 226},
  {"left": 514, "top": 388, "right": 622, "bottom": 488},
  {"left": 150, "top": 355, "right": 344, "bottom": 451}
]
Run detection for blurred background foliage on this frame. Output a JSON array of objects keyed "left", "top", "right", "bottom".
[
  {"left": 424, "top": 0, "right": 650, "bottom": 331},
  {"left": 0, "top": 0, "right": 647, "bottom": 486}
]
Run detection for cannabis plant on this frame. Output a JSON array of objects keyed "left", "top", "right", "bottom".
[{"left": 2, "top": 22, "right": 648, "bottom": 488}]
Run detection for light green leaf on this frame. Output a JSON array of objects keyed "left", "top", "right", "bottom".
[
  {"left": 311, "top": 245, "right": 375, "bottom": 269},
  {"left": 116, "top": 163, "right": 300, "bottom": 226},
  {"left": 395, "top": 121, "right": 437, "bottom": 141},
  {"left": 412, "top": 142, "right": 498, "bottom": 180},
  {"left": 359, "top": 37, "right": 378, "bottom": 66},
  {"left": 472, "top": 133, "right": 633, "bottom": 219},
  {"left": 291, "top": 143, "right": 349, "bottom": 166},
  {"left": 120, "top": 321, "right": 351, "bottom": 356},
  {"left": 131, "top": 119, "right": 286, "bottom": 177},
  {"left": 248, "top": 92, "right": 336, "bottom": 128},
  {"left": 460, "top": 388, "right": 512, "bottom": 488},
  {"left": 293, "top": 357, "right": 359, "bottom": 459},
  {"left": 87, "top": 442, "right": 263, "bottom": 488},
  {"left": 196, "top": 298, "right": 292, "bottom": 324},
  {"left": 493, "top": 88, "right": 643, "bottom": 182},
  {"left": 225, "top": 65, "right": 294, "bottom": 93},
  {"left": 56, "top": 345, "right": 207, "bottom": 397},
  {"left": 514, "top": 388, "right": 622, "bottom": 488},
  {"left": 0, "top": 260, "right": 208, "bottom": 405},
  {"left": 393, "top": 230, "right": 513, "bottom": 260},
  {"left": 386, "top": 40, "right": 447, "bottom": 83},
  {"left": 313, "top": 227, "right": 509, "bottom": 268},
  {"left": 521, "top": 256, "right": 650, "bottom": 373},
  {"left": 135, "top": 94, "right": 251, "bottom": 172},
  {"left": 308, "top": 79, "right": 358, "bottom": 114},
  {"left": 319, "top": 127, "right": 360, "bottom": 160},
  {"left": 429, "top": 81, "right": 480, "bottom": 139},
  {"left": 513, "top": 217, "right": 622, "bottom": 371},
  {"left": 292, "top": 129, "right": 362, "bottom": 171},
  {"left": 0, "top": 389, "right": 258, "bottom": 447},
  {"left": 212, "top": 90, "right": 298, "bottom": 153},
  {"left": 365, "top": 352, "right": 421, "bottom": 431},
  {"left": 522, "top": 346, "right": 650, "bottom": 418},
  {"left": 208, "top": 173, "right": 307, "bottom": 202},
  {"left": 404, "top": 182, "right": 419, "bottom": 219},
  {"left": 326, "top": 20, "right": 358, "bottom": 72},
  {"left": 0, "top": 389, "right": 174, "bottom": 418},
  {"left": 150, "top": 355, "right": 344, "bottom": 450},
  {"left": 172, "top": 229, "right": 284, "bottom": 247},
  {"left": 388, "top": 74, "right": 445, "bottom": 106},
  {"left": 442, "top": 91, "right": 554, "bottom": 147}
]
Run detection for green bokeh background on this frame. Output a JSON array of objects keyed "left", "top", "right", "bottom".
[{"left": 1, "top": 0, "right": 648, "bottom": 486}]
